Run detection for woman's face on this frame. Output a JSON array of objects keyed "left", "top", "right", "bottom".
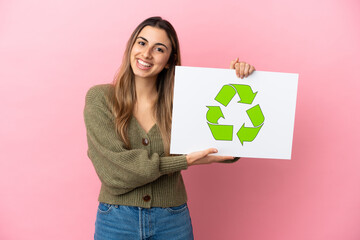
[{"left": 130, "top": 26, "right": 172, "bottom": 82}]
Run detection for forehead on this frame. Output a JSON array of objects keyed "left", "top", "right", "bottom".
[{"left": 137, "top": 26, "right": 172, "bottom": 47}]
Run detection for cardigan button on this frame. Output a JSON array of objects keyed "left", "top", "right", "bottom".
[
  {"left": 143, "top": 195, "right": 151, "bottom": 202},
  {"left": 142, "top": 138, "right": 149, "bottom": 146}
]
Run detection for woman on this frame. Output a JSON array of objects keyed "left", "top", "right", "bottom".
[{"left": 84, "top": 16, "right": 255, "bottom": 240}]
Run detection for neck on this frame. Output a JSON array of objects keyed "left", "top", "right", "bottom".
[{"left": 134, "top": 76, "right": 158, "bottom": 104}]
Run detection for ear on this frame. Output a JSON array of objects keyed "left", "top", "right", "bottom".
[{"left": 165, "top": 64, "right": 170, "bottom": 69}]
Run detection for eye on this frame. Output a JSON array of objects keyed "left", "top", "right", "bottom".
[
  {"left": 155, "top": 47, "right": 164, "bottom": 53},
  {"left": 138, "top": 41, "right": 146, "bottom": 46}
]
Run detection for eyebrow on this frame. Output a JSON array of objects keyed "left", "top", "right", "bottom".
[{"left": 137, "top": 36, "right": 169, "bottom": 50}]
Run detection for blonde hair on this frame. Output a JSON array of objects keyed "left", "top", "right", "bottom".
[{"left": 111, "top": 16, "right": 181, "bottom": 155}]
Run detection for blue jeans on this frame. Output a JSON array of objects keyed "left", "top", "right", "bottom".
[{"left": 94, "top": 202, "right": 194, "bottom": 240}]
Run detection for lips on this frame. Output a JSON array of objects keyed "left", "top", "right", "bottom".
[{"left": 136, "top": 59, "right": 153, "bottom": 70}]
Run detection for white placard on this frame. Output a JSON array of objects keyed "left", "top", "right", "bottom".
[{"left": 170, "top": 66, "right": 298, "bottom": 160}]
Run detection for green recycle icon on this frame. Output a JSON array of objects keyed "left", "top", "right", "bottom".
[{"left": 206, "top": 84, "right": 265, "bottom": 145}]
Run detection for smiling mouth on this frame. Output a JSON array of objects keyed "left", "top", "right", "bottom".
[{"left": 137, "top": 59, "right": 153, "bottom": 69}]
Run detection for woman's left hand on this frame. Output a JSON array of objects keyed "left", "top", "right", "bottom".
[{"left": 230, "top": 58, "right": 256, "bottom": 79}]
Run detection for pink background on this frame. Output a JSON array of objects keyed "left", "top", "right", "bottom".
[{"left": 1, "top": 0, "right": 359, "bottom": 239}]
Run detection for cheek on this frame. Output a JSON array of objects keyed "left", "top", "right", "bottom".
[
  {"left": 160, "top": 54, "right": 171, "bottom": 65},
  {"left": 130, "top": 45, "right": 140, "bottom": 58},
  {"left": 130, "top": 49, "right": 136, "bottom": 59}
]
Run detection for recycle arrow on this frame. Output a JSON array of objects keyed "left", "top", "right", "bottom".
[
  {"left": 237, "top": 124, "right": 263, "bottom": 145},
  {"left": 215, "top": 84, "right": 258, "bottom": 106},
  {"left": 231, "top": 84, "right": 258, "bottom": 104},
  {"left": 207, "top": 123, "right": 233, "bottom": 141},
  {"left": 246, "top": 104, "right": 265, "bottom": 127},
  {"left": 206, "top": 106, "right": 224, "bottom": 124},
  {"left": 214, "top": 85, "right": 236, "bottom": 107},
  {"left": 236, "top": 104, "right": 265, "bottom": 145}
]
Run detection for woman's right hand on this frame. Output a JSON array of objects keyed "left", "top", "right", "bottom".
[{"left": 186, "top": 148, "right": 235, "bottom": 166}]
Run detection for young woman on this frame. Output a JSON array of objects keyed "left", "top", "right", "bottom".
[{"left": 84, "top": 16, "right": 255, "bottom": 240}]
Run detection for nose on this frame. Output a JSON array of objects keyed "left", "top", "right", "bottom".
[{"left": 142, "top": 46, "right": 152, "bottom": 59}]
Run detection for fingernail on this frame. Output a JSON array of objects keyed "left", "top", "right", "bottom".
[{"left": 213, "top": 149, "right": 218, "bottom": 153}]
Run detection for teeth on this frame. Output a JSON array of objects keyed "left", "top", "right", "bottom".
[{"left": 138, "top": 59, "right": 152, "bottom": 67}]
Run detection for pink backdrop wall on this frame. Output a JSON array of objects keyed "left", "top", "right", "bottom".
[{"left": 1, "top": 0, "right": 359, "bottom": 239}]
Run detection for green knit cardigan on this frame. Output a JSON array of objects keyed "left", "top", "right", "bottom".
[{"left": 84, "top": 84, "right": 189, "bottom": 208}]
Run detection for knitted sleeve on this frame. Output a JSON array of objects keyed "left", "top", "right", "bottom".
[{"left": 84, "top": 85, "right": 188, "bottom": 195}]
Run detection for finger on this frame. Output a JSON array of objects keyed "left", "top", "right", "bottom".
[
  {"left": 239, "top": 62, "right": 245, "bottom": 78},
  {"left": 203, "top": 148, "right": 218, "bottom": 156},
  {"left": 230, "top": 57, "right": 239, "bottom": 69},
  {"left": 200, "top": 155, "right": 232, "bottom": 165},
  {"left": 230, "top": 60, "right": 236, "bottom": 69},
  {"left": 249, "top": 65, "right": 255, "bottom": 74},
  {"left": 213, "top": 155, "right": 235, "bottom": 162},
  {"left": 210, "top": 148, "right": 218, "bottom": 154},
  {"left": 189, "top": 148, "right": 217, "bottom": 161},
  {"left": 244, "top": 63, "right": 250, "bottom": 77},
  {"left": 235, "top": 62, "right": 240, "bottom": 78}
]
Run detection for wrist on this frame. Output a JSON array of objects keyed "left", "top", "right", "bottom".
[{"left": 186, "top": 155, "right": 193, "bottom": 166}]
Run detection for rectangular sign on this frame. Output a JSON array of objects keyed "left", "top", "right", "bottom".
[{"left": 170, "top": 66, "right": 298, "bottom": 160}]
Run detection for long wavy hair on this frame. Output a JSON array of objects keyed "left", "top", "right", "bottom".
[{"left": 110, "top": 16, "right": 181, "bottom": 154}]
